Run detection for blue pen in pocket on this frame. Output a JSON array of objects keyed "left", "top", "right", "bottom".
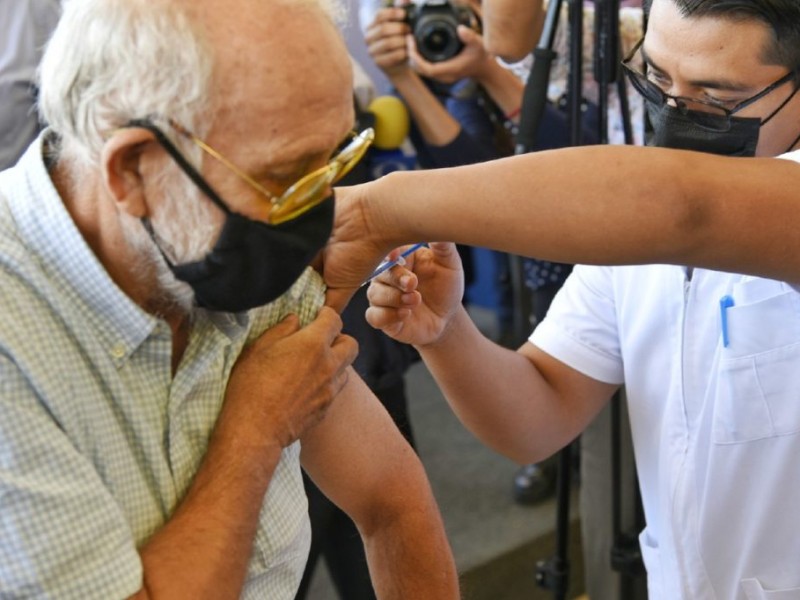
[{"left": 720, "top": 294, "right": 735, "bottom": 348}]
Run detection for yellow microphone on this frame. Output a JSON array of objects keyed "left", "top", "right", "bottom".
[{"left": 367, "top": 95, "right": 410, "bottom": 150}]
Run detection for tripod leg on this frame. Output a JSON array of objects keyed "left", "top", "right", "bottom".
[{"left": 535, "top": 443, "right": 573, "bottom": 600}]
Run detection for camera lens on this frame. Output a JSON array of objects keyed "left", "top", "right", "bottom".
[
  {"left": 415, "top": 18, "right": 462, "bottom": 62},
  {"left": 407, "top": 1, "right": 474, "bottom": 63}
]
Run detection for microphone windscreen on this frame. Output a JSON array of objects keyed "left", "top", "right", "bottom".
[{"left": 368, "top": 96, "right": 410, "bottom": 150}]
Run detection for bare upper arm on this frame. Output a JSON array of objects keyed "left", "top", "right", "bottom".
[
  {"left": 519, "top": 341, "right": 620, "bottom": 440},
  {"left": 299, "top": 367, "right": 427, "bottom": 533}
]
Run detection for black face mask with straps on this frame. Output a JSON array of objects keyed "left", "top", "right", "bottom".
[
  {"left": 132, "top": 120, "right": 333, "bottom": 313},
  {"left": 646, "top": 82, "right": 800, "bottom": 157},
  {"left": 646, "top": 103, "right": 763, "bottom": 156}
]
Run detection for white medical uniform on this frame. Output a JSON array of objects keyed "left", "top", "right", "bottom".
[{"left": 530, "top": 151, "right": 800, "bottom": 600}]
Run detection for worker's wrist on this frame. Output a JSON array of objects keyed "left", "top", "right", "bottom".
[{"left": 367, "top": 172, "right": 415, "bottom": 251}]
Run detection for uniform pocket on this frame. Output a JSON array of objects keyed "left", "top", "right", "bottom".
[
  {"left": 741, "top": 577, "right": 800, "bottom": 599},
  {"left": 713, "top": 286, "right": 800, "bottom": 444}
]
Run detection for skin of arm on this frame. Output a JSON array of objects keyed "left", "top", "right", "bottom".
[
  {"left": 324, "top": 145, "right": 800, "bottom": 311},
  {"left": 129, "top": 309, "right": 358, "bottom": 599},
  {"left": 481, "top": 0, "right": 544, "bottom": 62},
  {"left": 299, "top": 369, "right": 459, "bottom": 599},
  {"left": 423, "top": 312, "right": 617, "bottom": 463},
  {"left": 364, "top": 241, "right": 616, "bottom": 463}
]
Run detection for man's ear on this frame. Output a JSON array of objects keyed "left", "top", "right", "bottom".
[{"left": 100, "top": 128, "right": 158, "bottom": 218}]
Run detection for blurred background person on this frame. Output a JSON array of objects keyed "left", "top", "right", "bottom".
[
  {"left": 485, "top": 2, "right": 647, "bottom": 598},
  {"left": 0, "top": 0, "right": 61, "bottom": 170}
]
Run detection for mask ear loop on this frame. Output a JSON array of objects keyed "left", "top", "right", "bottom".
[
  {"left": 126, "top": 118, "right": 232, "bottom": 216},
  {"left": 125, "top": 119, "right": 233, "bottom": 267},
  {"left": 760, "top": 80, "right": 800, "bottom": 127},
  {"left": 758, "top": 78, "right": 800, "bottom": 152}
]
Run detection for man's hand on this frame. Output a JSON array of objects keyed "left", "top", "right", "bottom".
[
  {"left": 365, "top": 241, "right": 464, "bottom": 347},
  {"left": 219, "top": 307, "right": 358, "bottom": 450}
]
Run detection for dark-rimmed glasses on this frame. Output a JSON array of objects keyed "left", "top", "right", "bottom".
[
  {"left": 621, "top": 37, "right": 797, "bottom": 132},
  {"left": 148, "top": 118, "right": 374, "bottom": 224}
]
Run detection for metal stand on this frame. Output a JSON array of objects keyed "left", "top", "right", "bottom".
[
  {"left": 511, "top": 1, "right": 581, "bottom": 598},
  {"left": 510, "top": 0, "right": 645, "bottom": 598},
  {"left": 609, "top": 392, "right": 646, "bottom": 598},
  {"left": 594, "top": 3, "right": 645, "bottom": 596}
]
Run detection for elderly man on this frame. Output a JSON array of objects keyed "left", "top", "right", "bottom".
[
  {"left": 325, "top": 0, "right": 800, "bottom": 597},
  {"left": 0, "top": 0, "right": 458, "bottom": 598}
]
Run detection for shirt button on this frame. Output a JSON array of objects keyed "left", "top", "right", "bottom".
[{"left": 111, "top": 343, "right": 126, "bottom": 359}]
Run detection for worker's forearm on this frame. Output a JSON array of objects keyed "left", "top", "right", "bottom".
[
  {"left": 366, "top": 147, "right": 800, "bottom": 282},
  {"left": 416, "top": 307, "right": 572, "bottom": 462}
]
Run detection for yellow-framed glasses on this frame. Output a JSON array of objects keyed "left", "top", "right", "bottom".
[{"left": 165, "top": 118, "right": 374, "bottom": 224}]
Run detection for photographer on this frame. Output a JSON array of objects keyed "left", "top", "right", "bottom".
[
  {"left": 365, "top": 1, "right": 525, "bottom": 163},
  {"left": 326, "top": 1, "right": 800, "bottom": 597}
]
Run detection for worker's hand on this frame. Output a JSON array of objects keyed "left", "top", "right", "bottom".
[
  {"left": 322, "top": 182, "right": 396, "bottom": 313},
  {"left": 220, "top": 307, "right": 358, "bottom": 450},
  {"left": 365, "top": 241, "right": 464, "bottom": 347}
]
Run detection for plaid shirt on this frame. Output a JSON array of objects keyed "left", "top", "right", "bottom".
[{"left": 0, "top": 134, "right": 326, "bottom": 599}]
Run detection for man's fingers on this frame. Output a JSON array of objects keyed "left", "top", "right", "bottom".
[
  {"left": 331, "top": 332, "right": 359, "bottom": 368},
  {"left": 304, "top": 306, "right": 345, "bottom": 342},
  {"left": 252, "top": 313, "right": 301, "bottom": 347}
]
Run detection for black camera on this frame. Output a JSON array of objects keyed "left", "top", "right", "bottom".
[{"left": 405, "top": 0, "right": 479, "bottom": 63}]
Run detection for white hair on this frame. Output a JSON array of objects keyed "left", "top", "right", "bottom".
[
  {"left": 38, "top": 0, "right": 215, "bottom": 178},
  {"left": 318, "top": 0, "right": 349, "bottom": 27},
  {"left": 39, "top": 0, "right": 347, "bottom": 178}
]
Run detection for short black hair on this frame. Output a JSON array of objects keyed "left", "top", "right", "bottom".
[{"left": 643, "top": 0, "right": 800, "bottom": 71}]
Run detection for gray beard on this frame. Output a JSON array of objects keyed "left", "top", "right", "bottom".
[{"left": 118, "top": 167, "right": 221, "bottom": 317}]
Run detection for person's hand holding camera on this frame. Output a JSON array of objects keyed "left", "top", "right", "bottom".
[
  {"left": 406, "top": 20, "right": 493, "bottom": 85},
  {"left": 366, "top": 1, "right": 489, "bottom": 85},
  {"left": 365, "top": 6, "right": 415, "bottom": 80}
]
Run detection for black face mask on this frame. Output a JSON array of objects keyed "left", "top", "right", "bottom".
[
  {"left": 147, "top": 198, "right": 333, "bottom": 312},
  {"left": 646, "top": 81, "right": 800, "bottom": 157},
  {"left": 646, "top": 102, "right": 762, "bottom": 156},
  {"left": 133, "top": 119, "right": 333, "bottom": 313}
]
